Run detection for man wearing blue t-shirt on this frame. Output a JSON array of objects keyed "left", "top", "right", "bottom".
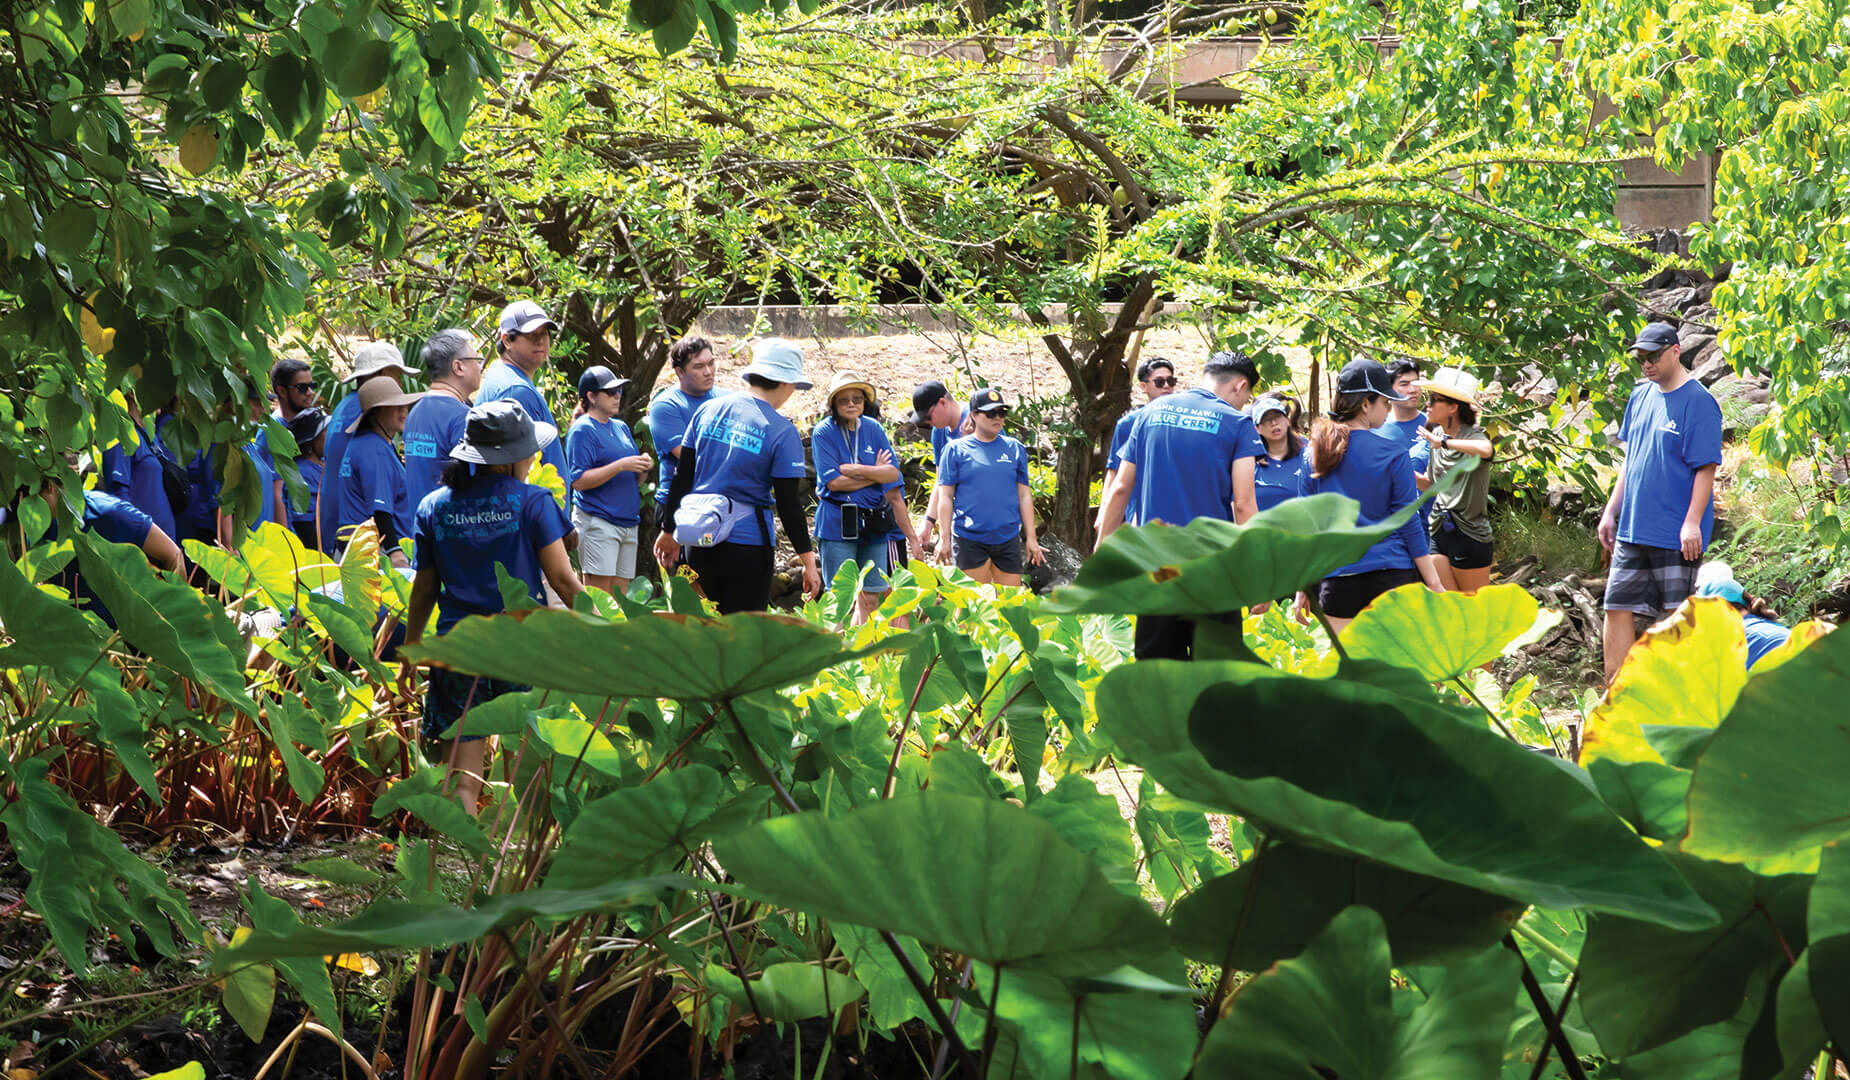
[
  {"left": 319, "top": 341, "right": 421, "bottom": 555},
  {"left": 404, "top": 329, "right": 481, "bottom": 512},
  {"left": 1095, "top": 351, "right": 1266, "bottom": 660},
  {"left": 912, "top": 380, "right": 969, "bottom": 553},
  {"left": 1598, "top": 321, "right": 1724, "bottom": 683},
  {"left": 99, "top": 396, "right": 178, "bottom": 544},
  {"left": 648, "top": 335, "right": 730, "bottom": 517},
  {"left": 478, "top": 300, "right": 571, "bottom": 512},
  {"left": 1097, "top": 356, "right": 1178, "bottom": 532}
]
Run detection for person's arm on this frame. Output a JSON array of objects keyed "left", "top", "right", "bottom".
[
  {"left": 272, "top": 475, "right": 287, "bottom": 525},
  {"left": 1681, "top": 464, "right": 1717, "bottom": 561},
  {"left": 1598, "top": 467, "right": 1626, "bottom": 552},
  {"left": 1231, "top": 456, "right": 1258, "bottom": 525},
  {"left": 885, "top": 486, "right": 923, "bottom": 560},
  {"left": 1095, "top": 461, "right": 1135, "bottom": 548},
  {"left": 538, "top": 537, "right": 584, "bottom": 609},
  {"left": 816, "top": 429, "right": 873, "bottom": 493},
  {"left": 933, "top": 483, "right": 956, "bottom": 562},
  {"left": 1415, "top": 553, "right": 1445, "bottom": 591},
  {"left": 652, "top": 443, "right": 699, "bottom": 567},
  {"left": 1389, "top": 456, "right": 1437, "bottom": 590},
  {"left": 372, "top": 510, "right": 409, "bottom": 568},
  {"left": 1420, "top": 426, "right": 1492, "bottom": 459},
  {"left": 396, "top": 566, "right": 441, "bottom": 699},
  {"left": 842, "top": 448, "right": 901, "bottom": 485},
  {"left": 1017, "top": 483, "right": 1046, "bottom": 565},
  {"left": 141, "top": 523, "right": 183, "bottom": 572},
  {"left": 216, "top": 507, "right": 235, "bottom": 549},
  {"left": 772, "top": 475, "right": 822, "bottom": 598},
  {"left": 1094, "top": 468, "right": 1119, "bottom": 532}
]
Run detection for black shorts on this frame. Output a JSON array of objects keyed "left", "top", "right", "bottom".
[
  {"left": 423, "top": 667, "right": 527, "bottom": 742},
  {"left": 686, "top": 542, "right": 774, "bottom": 614},
  {"left": 1318, "top": 568, "right": 1421, "bottom": 620},
  {"left": 953, "top": 533, "right": 1024, "bottom": 575},
  {"left": 1603, "top": 540, "right": 1699, "bottom": 618},
  {"left": 1431, "top": 523, "right": 1494, "bottom": 570}
]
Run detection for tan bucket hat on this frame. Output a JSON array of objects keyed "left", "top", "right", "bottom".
[
  {"left": 825, "top": 371, "right": 879, "bottom": 410},
  {"left": 345, "top": 376, "right": 425, "bottom": 433}
]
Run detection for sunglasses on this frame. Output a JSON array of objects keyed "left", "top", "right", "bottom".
[
  {"left": 978, "top": 407, "right": 1010, "bottom": 418},
  {"left": 290, "top": 381, "right": 316, "bottom": 392},
  {"left": 1150, "top": 376, "right": 1178, "bottom": 388}
]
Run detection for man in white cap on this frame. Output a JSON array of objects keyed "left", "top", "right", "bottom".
[
  {"left": 478, "top": 300, "right": 571, "bottom": 510},
  {"left": 317, "top": 341, "right": 420, "bottom": 554}
]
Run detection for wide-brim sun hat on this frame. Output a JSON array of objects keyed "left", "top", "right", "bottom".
[
  {"left": 449, "top": 400, "right": 559, "bottom": 466},
  {"left": 288, "top": 407, "right": 331, "bottom": 445},
  {"left": 825, "top": 372, "right": 878, "bottom": 410},
  {"left": 741, "top": 338, "right": 813, "bottom": 389},
  {"left": 1417, "top": 366, "right": 1483, "bottom": 406},
  {"left": 344, "top": 378, "right": 426, "bottom": 433},
  {"left": 343, "top": 341, "right": 420, "bottom": 384}
]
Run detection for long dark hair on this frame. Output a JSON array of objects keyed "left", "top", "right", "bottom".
[
  {"left": 1309, "top": 391, "right": 1371, "bottom": 477},
  {"left": 1741, "top": 591, "right": 1779, "bottom": 620},
  {"left": 1257, "top": 393, "right": 1302, "bottom": 458}
]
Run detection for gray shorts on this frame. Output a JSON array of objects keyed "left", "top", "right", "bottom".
[
  {"left": 572, "top": 510, "right": 638, "bottom": 579},
  {"left": 1603, "top": 540, "right": 1699, "bottom": 618}
]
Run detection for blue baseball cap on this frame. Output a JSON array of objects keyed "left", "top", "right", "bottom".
[
  {"left": 741, "top": 339, "right": 812, "bottom": 389},
  {"left": 1628, "top": 321, "right": 1681, "bottom": 353}
]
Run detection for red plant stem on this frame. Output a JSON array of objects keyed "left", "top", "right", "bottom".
[{"left": 884, "top": 654, "right": 938, "bottom": 798}]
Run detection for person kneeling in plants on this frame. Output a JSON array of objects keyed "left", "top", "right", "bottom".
[
  {"left": 399, "top": 401, "right": 584, "bottom": 814},
  {"left": 1693, "top": 562, "right": 1792, "bottom": 670}
]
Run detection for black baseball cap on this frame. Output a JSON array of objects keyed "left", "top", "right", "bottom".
[
  {"left": 1628, "top": 321, "right": 1681, "bottom": 353},
  {"left": 912, "top": 379, "right": 950, "bottom": 416},
  {"left": 970, "top": 387, "right": 1009, "bottom": 413},
  {"left": 577, "top": 364, "right": 630, "bottom": 396},
  {"left": 1336, "top": 359, "right": 1406, "bottom": 401}
]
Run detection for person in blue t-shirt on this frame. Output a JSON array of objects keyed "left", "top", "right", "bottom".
[
  {"left": 336, "top": 377, "right": 425, "bottom": 566},
  {"left": 218, "top": 389, "right": 288, "bottom": 546},
  {"left": 911, "top": 379, "right": 970, "bottom": 554},
  {"left": 654, "top": 339, "right": 823, "bottom": 613},
  {"left": 813, "top": 373, "right": 920, "bottom": 624},
  {"left": 1374, "top": 360, "right": 1427, "bottom": 447},
  {"left": 568, "top": 365, "right": 652, "bottom": 596},
  {"left": 648, "top": 335, "right": 731, "bottom": 515},
  {"left": 22, "top": 456, "right": 183, "bottom": 629},
  {"left": 286, "top": 408, "right": 330, "bottom": 553},
  {"left": 403, "top": 329, "right": 482, "bottom": 514},
  {"left": 1251, "top": 394, "right": 1306, "bottom": 514},
  {"left": 1694, "top": 562, "right": 1793, "bottom": 671},
  {"left": 1598, "top": 321, "right": 1725, "bottom": 683},
  {"left": 1097, "top": 356, "right": 1178, "bottom": 532},
  {"left": 1296, "top": 359, "right": 1446, "bottom": 634},
  {"left": 400, "top": 401, "right": 583, "bottom": 815},
  {"left": 1094, "top": 351, "right": 1266, "bottom": 659},
  {"left": 269, "top": 356, "right": 319, "bottom": 427},
  {"left": 319, "top": 342, "right": 421, "bottom": 556},
  {"left": 478, "top": 300, "right": 571, "bottom": 512},
  {"left": 99, "top": 395, "right": 178, "bottom": 544},
  {"left": 934, "top": 388, "right": 1044, "bottom": 588}
]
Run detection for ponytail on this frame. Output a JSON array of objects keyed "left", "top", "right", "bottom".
[
  {"left": 1742, "top": 592, "right": 1779, "bottom": 620},
  {"left": 1309, "top": 391, "right": 1371, "bottom": 477}
]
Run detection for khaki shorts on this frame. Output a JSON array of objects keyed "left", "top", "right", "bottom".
[{"left": 572, "top": 510, "right": 639, "bottom": 579}]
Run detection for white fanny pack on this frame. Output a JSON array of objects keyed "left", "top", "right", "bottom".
[{"left": 673, "top": 493, "right": 759, "bottom": 548}]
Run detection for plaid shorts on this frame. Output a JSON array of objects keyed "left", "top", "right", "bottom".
[{"left": 1603, "top": 540, "right": 1700, "bottom": 618}]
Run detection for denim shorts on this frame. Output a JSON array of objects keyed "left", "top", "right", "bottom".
[{"left": 819, "top": 537, "right": 892, "bottom": 593}]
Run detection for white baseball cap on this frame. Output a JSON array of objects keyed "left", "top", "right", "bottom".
[{"left": 498, "top": 300, "right": 559, "bottom": 336}]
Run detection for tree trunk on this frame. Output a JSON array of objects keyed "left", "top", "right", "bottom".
[{"left": 1047, "top": 392, "right": 1118, "bottom": 551}]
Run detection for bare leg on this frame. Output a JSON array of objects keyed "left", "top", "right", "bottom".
[
  {"left": 965, "top": 560, "right": 996, "bottom": 585},
  {"left": 1324, "top": 615, "right": 1353, "bottom": 638},
  {"left": 1452, "top": 565, "right": 1492, "bottom": 595},
  {"left": 584, "top": 573, "right": 616, "bottom": 595},
  {"left": 991, "top": 569, "right": 1023, "bottom": 588},
  {"left": 612, "top": 576, "right": 632, "bottom": 596},
  {"left": 444, "top": 738, "right": 489, "bottom": 816},
  {"left": 1429, "top": 555, "right": 1461, "bottom": 594},
  {"left": 1603, "top": 608, "right": 1637, "bottom": 686},
  {"left": 852, "top": 590, "right": 883, "bottom": 625}
]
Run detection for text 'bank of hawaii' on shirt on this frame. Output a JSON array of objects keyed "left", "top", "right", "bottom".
[
  {"left": 477, "top": 359, "right": 571, "bottom": 510},
  {"left": 938, "top": 433, "right": 1030, "bottom": 544},
  {"left": 567, "top": 414, "right": 645, "bottom": 527},
  {"left": 1298, "top": 427, "right": 1429, "bottom": 577},
  {"left": 681, "top": 394, "right": 807, "bottom": 547},
  {"left": 402, "top": 393, "right": 470, "bottom": 515},
  {"left": 414, "top": 473, "right": 570, "bottom": 635},
  {"left": 1615, "top": 379, "right": 1724, "bottom": 552},
  {"left": 1117, "top": 387, "right": 1265, "bottom": 527},
  {"left": 648, "top": 386, "right": 729, "bottom": 504}
]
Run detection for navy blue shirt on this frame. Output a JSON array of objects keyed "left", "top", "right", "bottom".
[
  {"left": 1254, "top": 448, "right": 1307, "bottom": 513},
  {"left": 681, "top": 394, "right": 807, "bottom": 546},
  {"left": 293, "top": 458, "right": 322, "bottom": 527},
  {"left": 567, "top": 414, "right": 644, "bottom": 527},
  {"left": 1105, "top": 409, "right": 1142, "bottom": 524},
  {"left": 477, "top": 360, "right": 570, "bottom": 511},
  {"left": 1117, "top": 388, "right": 1265, "bottom": 527},
  {"left": 55, "top": 491, "right": 154, "bottom": 629},
  {"left": 813, "top": 417, "right": 902, "bottom": 542},
  {"left": 99, "top": 420, "right": 177, "bottom": 542},
  {"left": 1299, "top": 428, "right": 1429, "bottom": 576},
  {"left": 318, "top": 391, "right": 365, "bottom": 557},
  {"left": 939, "top": 433, "right": 1030, "bottom": 544},
  {"left": 414, "top": 473, "right": 570, "bottom": 635},
  {"left": 403, "top": 393, "right": 469, "bottom": 516},
  {"left": 648, "top": 386, "right": 729, "bottom": 505},
  {"left": 337, "top": 430, "right": 413, "bottom": 549},
  {"left": 1615, "top": 379, "right": 1724, "bottom": 551}
]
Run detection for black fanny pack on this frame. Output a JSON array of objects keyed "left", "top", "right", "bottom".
[{"left": 835, "top": 501, "right": 896, "bottom": 540}]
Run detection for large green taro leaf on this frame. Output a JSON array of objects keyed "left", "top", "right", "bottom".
[
  {"left": 545, "top": 766, "right": 752, "bottom": 888},
  {"left": 1343, "top": 583, "right": 1541, "bottom": 681},
  {"left": 1095, "top": 660, "right": 1714, "bottom": 929},
  {"left": 714, "top": 792, "right": 1169, "bottom": 976},
  {"left": 1167, "top": 842, "right": 1525, "bottom": 970},
  {"left": 951, "top": 957, "right": 1198, "bottom": 1080},
  {"left": 1806, "top": 844, "right": 1850, "bottom": 1046},
  {"left": 1682, "top": 625, "right": 1850, "bottom": 861},
  {"left": 1578, "top": 852, "right": 1810, "bottom": 1058},
  {"left": 1044, "top": 469, "right": 1463, "bottom": 616},
  {"left": 1194, "top": 905, "right": 1519, "bottom": 1079},
  {"left": 401, "top": 609, "right": 912, "bottom": 700}
]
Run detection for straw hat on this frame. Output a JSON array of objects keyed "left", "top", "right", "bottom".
[
  {"left": 1417, "top": 366, "right": 1482, "bottom": 405},
  {"left": 825, "top": 372, "right": 878, "bottom": 410}
]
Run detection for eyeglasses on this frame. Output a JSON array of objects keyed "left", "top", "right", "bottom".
[
  {"left": 979, "top": 408, "right": 1010, "bottom": 418},
  {"left": 1150, "top": 377, "right": 1178, "bottom": 389},
  {"left": 457, "top": 355, "right": 484, "bottom": 365},
  {"left": 290, "top": 381, "right": 316, "bottom": 393},
  {"left": 837, "top": 394, "right": 866, "bottom": 406}
]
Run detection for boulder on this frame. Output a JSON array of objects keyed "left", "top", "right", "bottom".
[
  {"left": 1688, "top": 343, "right": 1731, "bottom": 386},
  {"left": 1710, "top": 374, "right": 1753, "bottom": 400},
  {"left": 1027, "top": 533, "right": 1085, "bottom": 594},
  {"left": 1745, "top": 386, "right": 1771, "bottom": 405}
]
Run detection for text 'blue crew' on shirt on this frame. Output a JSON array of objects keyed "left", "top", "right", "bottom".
[
  {"left": 1117, "top": 387, "right": 1264, "bottom": 525},
  {"left": 1615, "top": 379, "right": 1724, "bottom": 551},
  {"left": 99, "top": 419, "right": 177, "bottom": 541},
  {"left": 649, "top": 386, "right": 729, "bottom": 505},
  {"left": 402, "top": 394, "right": 470, "bottom": 513},
  {"left": 681, "top": 394, "right": 807, "bottom": 545},
  {"left": 414, "top": 473, "right": 569, "bottom": 635},
  {"left": 337, "top": 430, "right": 413, "bottom": 547},
  {"left": 938, "top": 433, "right": 1030, "bottom": 544},
  {"left": 568, "top": 413, "right": 644, "bottom": 527},
  {"left": 1298, "top": 429, "right": 1429, "bottom": 575},
  {"left": 813, "top": 416, "right": 902, "bottom": 541},
  {"left": 477, "top": 360, "right": 570, "bottom": 510}
]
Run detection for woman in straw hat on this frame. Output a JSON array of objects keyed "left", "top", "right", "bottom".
[
  {"left": 812, "top": 372, "right": 920, "bottom": 624},
  {"left": 1416, "top": 366, "right": 1496, "bottom": 595},
  {"left": 335, "top": 374, "right": 425, "bottom": 567}
]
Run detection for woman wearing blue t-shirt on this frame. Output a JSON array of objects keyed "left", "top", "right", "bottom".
[
  {"left": 654, "top": 339, "right": 823, "bottom": 613},
  {"left": 1694, "top": 563, "right": 1793, "bottom": 670},
  {"left": 1251, "top": 394, "right": 1306, "bottom": 514},
  {"left": 568, "top": 365, "right": 652, "bottom": 596},
  {"left": 1297, "top": 359, "right": 1445, "bottom": 633},
  {"left": 933, "top": 388, "right": 1045, "bottom": 587},
  {"left": 812, "top": 373, "right": 921, "bottom": 624},
  {"left": 336, "top": 376, "right": 424, "bottom": 567},
  {"left": 400, "top": 401, "right": 583, "bottom": 814}
]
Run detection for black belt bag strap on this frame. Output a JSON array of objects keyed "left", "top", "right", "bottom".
[{"left": 833, "top": 501, "right": 895, "bottom": 540}]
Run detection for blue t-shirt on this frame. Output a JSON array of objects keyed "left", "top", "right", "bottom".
[
  {"left": 54, "top": 491, "right": 154, "bottom": 629},
  {"left": 1117, "top": 387, "right": 1265, "bottom": 527},
  {"left": 567, "top": 414, "right": 644, "bottom": 527},
  {"left": 155, "top": 413, "right": 215, "bottom": 542},
  {"left": 477, "top": 360, "right": 570, "bottom": 511},
  {"left": 939, "top": 434, "right": 1030, "bottom": 544},
  {"left": 293, "top": 458, "right": 322, "bottom": 527},
  {"left": 243, "top": 437, "right": 278, "bottom": 532},
  {"left": 1106, "top": 409, "right": 1142, "bottom": 524},
  {"left": 414, "top": 474, "right": 570, "bottom": 635},
  {"left": 682, "top": 395, "right": 807, "bottom": 546},
  {"left": 337, "top": 431, "right": 414, "bottom": 549},
  {"left": 99, "top": 420, "right": 177, "bottom": 543},
  {"left": 648, "top": 386, "right": 729, "bottom": 505},
  {"left": 813, "top": 417, "right": 902, "bottom": 542},
  {"left": 928, "top": 406, "right": 970, "bottom": 468},
  {"left": 1254, "top": 449, "right": 1307, "bottom": 513},
  {"left": 403, "top": 393, "right": 469, "bottom": 516},
  {"left": 318, "top": 391, "right": 365, "bottom": 556},
  {"left": 1743, "top": 613, "right": 1791, "bottom": 671},
  {"left": 1615, "top": 380, "right": 1724, "bottom": 551},
  {"left": 1299, "top": 428, "right": 1430, "bottom": 576},
  {"left": 1377, "top": 411, "right": 1427, "bottom": 449}
]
